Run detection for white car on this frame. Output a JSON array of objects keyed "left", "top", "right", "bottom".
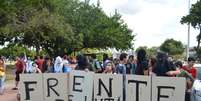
[{"left": 194, "top": 64, "right": 201, "bottom": 80}]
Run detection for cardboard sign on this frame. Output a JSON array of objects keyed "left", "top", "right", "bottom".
[
  {"left": 68, "top": 70, "right": 94, "bottom": 101},
  {"left": 152, "top": 76, "right": 186, "bottom": 101},
  {"left": 93, "top": 74, "right": 123, "bottom": 101},
  {"left": 20, "top": 74, "right": 44, "bottom": 101},
  {"left": 19, "top": 71, "right": 186, "bottom": 101},
  {"left": 43, "top": 73, "right": 68, "bottom": 101},
  {"left": 126, "top": 75, "right": 151, "bottom": 101}
]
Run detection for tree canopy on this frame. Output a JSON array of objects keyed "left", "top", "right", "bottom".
[
  {"left": 0, "top": 0, "right": 134, "bottom": 56},
  {"left": 181, "top": 0, "right": 201, "bottom": 51},
  {"left": 160, "top": 39, "right": 184, "bottom": 56}
]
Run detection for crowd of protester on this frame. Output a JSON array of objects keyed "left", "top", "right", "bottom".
[{"left": 0, "top": 49, "right": 200, "bottom": 101}]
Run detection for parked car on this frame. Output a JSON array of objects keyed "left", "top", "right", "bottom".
[{"left": 194, "top": 64, "right": 201, "bottom": 80}]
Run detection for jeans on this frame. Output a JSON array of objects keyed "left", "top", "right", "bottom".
[
  {"left": 191, "top": 89, "right": 201, "bottom": 101},
  {"left": 0, "top": 75, "right": 6, "bottom": 94}
]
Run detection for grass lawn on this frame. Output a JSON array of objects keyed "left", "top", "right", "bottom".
[{"left": 5, "top": 65, "right": 15, "bottom": 82}]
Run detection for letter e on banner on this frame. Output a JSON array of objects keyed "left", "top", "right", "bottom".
[
  {"left": 152, "top": 77, "right": 186, "bottom": 101},
  {"left": 68, "top": 70, "right": 94, "bottom": 101}
]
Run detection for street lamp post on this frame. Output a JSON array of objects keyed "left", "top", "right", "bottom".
[{"left": 187, "top": 0, "right": 191, "bottom": 60}]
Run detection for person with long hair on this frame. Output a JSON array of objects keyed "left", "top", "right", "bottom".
[
  {"left": 75, "top": 55, "right": 91, "bottom": 72},
  {"left": 153, "top": 51, "right": 179, "bottom": 76},
  {"left": 136, "top": 49, "right": 149, "bottom": 75},
  {"left": 0, "top": 58, "right": 6, "bottom": 95},
  {"left": 144, "top": 57, "right": 157, "bottom": 75}
]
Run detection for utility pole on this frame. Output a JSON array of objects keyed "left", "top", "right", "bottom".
[{"left": 187, "top": 0, "right": 191, "bottom": 60}]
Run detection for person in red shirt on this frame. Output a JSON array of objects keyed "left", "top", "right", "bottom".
[
  {"left": 182, "top": 57, "right": 197, "bottom": 101},
  {"left": 13, "top": 57, "right": 25, "bottom": 90},
  {"left": 182, "top": 57, "right": 197, "bottom": 79},
  {"left": 36, "top": 56, "right": 45, "bottom": 73}
]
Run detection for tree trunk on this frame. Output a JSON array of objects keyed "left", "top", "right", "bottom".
[
  {"left": 196, "top": 27, "right": 201, "bottom": 62},
  {"left": 36, "top": 45, "right": 40, "bottom": 56}
]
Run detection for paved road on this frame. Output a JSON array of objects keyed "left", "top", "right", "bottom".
[{"left": 0, "top": 81, "right": 18, "bottom": 101}]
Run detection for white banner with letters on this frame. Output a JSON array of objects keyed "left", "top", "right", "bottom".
[{"left": 20, "top": 71, "right": 186, "bottom": 101}]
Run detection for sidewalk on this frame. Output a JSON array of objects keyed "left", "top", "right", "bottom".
[{"left": 0, "top": 81, "right": 18, "bottom": 101}]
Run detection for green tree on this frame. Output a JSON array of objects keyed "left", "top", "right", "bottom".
[
  {"left": 0, "top": 44, "right": 36, "bottom": 59},
  {"left": 0, "top": 0, "right": 134, "bottom": 56},
  {"left": 0, "top": 0, "right": 82, "bottom": 56},
  {"left": 62, "top": 1, "right": 134, "bottom": 50},
  {"left": 181, "top": 1, "right": 201, "bottom": 51},
  {"left": 160, "top": 39, "right": 184, "bottom": 55}
]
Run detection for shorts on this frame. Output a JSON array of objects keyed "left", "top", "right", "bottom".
[{"left": 15, "top": 71, "right": 22, "bottom": 81}]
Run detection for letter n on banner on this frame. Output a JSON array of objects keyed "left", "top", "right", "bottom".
[
  {"left": 152, "top": 76, "right": 186, "bottom": 101},
  {"left": 19, "top": 74, "right": 44, "bottom": 101},
  {"left": 68, "top": 70, "right": 94, "bottom": 101},
  {"left": 126, "top": 75, "right": 151, "bottom": 101},
  {"left": 93, "top": 74, "right": 123, "bottom": 101},
  {"left": 43, "top": 73, "right": 68, "bottom": 101}
]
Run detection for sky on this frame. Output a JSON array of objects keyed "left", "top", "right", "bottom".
[{"left": 85, "top": 0, "right": 199, "bottom": 48}]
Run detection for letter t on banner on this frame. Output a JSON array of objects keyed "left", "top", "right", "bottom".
[{"left": 126, "top": 75, "right": 151, "bottom": 101}]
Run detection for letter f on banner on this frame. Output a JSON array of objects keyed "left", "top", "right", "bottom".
[{"left": 24, "top": 81, "right": 37, "bottom": 100}]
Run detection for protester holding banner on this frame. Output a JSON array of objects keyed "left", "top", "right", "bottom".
[
  {"left": 31, "top": 62, "right": 42, "bottom": 73},
  {"left": 13, "top": 57, "right": 25, "bottom": 90},
  {"left": 126, "top": 55, "right": 136, "bottom": 74},
  {"left": 116, "top": 53, "right": 127, "bottom": 74},
  {"left": 103, "top": 61, "right": 115, "bottom": 74},
  {"left": 36, "top": 56, "right": 45, "bottom": 73},
  {"left": 144, "top": 57, "right": 157, "bottom": 75},
  {"left": 53, "top": 56, "right": 64, "bottom": 73},
  {"left": 136, "top": 49, "right": 149, "bottom": 75},
  {"left": 75, "top": 55, "right": 91, "bottom": 72},
  {"left": 153, "top": 51, "right": 179, "bottom": 77},
  {"left": 62, "top": 55, "right": 72, "bottom": 73},
  {"left": 0, "top": 58, "right": 6, "bottom": 95},
  {"left": 24, "top": 58, "right": 34, "bottom": 73},
  {"left": 44, "top": 57, "right": 54, "bottom": 73},
  {"left": 115, "top": 53, "right": 128, "bottom": 101},
  {"left": 181, "top": 57, "right": 197, "bottom": 101},
  {"left": 182, "top": 57, "right": 197, "bottom": 79}
]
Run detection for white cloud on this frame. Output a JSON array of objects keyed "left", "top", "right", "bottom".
[
  {"left": 143, "top": 0, "right": 168, "bottom": 4},
  {"left": 85, "top": 0, "right": 200, "bottom": 48}
]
